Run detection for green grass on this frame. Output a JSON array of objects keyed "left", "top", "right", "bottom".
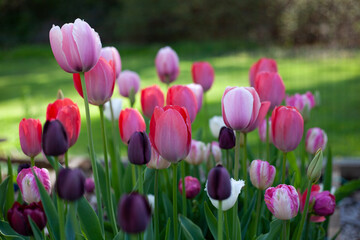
[{"left": 0, "top": 41, "right": 359, "bottom": 159}]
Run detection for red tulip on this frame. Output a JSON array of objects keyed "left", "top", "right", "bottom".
[
  {"left": 166, "top": 85, "right": 198, "bottom": 123},
  {"left": 249, "top": 58, "right": 277, "bottom": 87},
  {"left": 271, "top": 106, "right": 304, "bottom": 152},
  {"left": 149, "top": 105, "right": 191, "bottom": 163},
  {"left": 46, "top": 98, "right": 81, "bottom": 147},
  {"left": 119, "top": 108, "right": 146, "bottom": 144},
  {"left": 19, "top": 119, "right": 42, "bottom": 158},
  {"left": 255, "top": 72, "right": 285, "bottom": 110},
  {"left": 141, "top": 85, "right": 164, "bottom": 118},
  {"left": 191, "top": 62, "right": 214, "bottom": 92}
]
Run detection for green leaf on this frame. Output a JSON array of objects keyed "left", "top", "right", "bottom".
[
  {"left": 123, "top": 165, "right": 133, "bottom": 193},
  {"left": 334, "top": 179, "right": 360, "bottom": 203},
  {"left": 0, "top": 220, "right": 29, "bottom": 240},
  {"left": 77, "top": 197, "right": 104, "bottom": 240},
  {"left": 204, "top": 201, "right": 218, "bottom": 240},
  {"left": 164, "top": 218, "right": 171, "bottom": 240},
  {"left": 112, "top": 231, "right": 124, "bottom": 240},
  {"left": 5, "top": 157, "right": 14, "bottom": 217},
  {"left": 28, "top": 216, "right": 44, "bottom": 240},
  {"left": 331, "top": 228, "right": 341, "bottom": 240},
  {"left": 65, "top": 202, "right": 79, "bottom": 240},
  {"left": 323, "top": 146, "right": 332, "bottom": 191},
  {"left": 0, "top": 177, "right": 9, "bottom": 218},
  {"left": 241, "top": 193, "right": 257, "bottom": 239},
  {"left": 162, "top": 193, "right": 173, "bottom": 220},
  {"left": 45, "top": 155, "right": 62, "bottom": 170},
  {"left": 144, "top": 216, "right": 154, "bottom": 240},
  {"left": 256, "top": 219, "right": 282, "bottom": 240},
  {"left": 287, "top": 151, "right": 301, "bottom": 188},
  {"left": 179, "top": 214, "right": 204, "bottom": 240},
  {"left": 144, "top": 168, "right": 155, "bottom": 194}
]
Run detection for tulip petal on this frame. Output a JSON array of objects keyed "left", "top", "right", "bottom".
[{"left": 61, "top": 23, "right": 82, "bottom": 72}]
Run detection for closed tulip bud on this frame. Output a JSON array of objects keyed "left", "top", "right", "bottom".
[
  {"left": 117, "top": 192, "right": 152, "bottom": 234},
  {"left": 85, "top": 178, "right": 95, "bottom": 193},
  {"left": 103, "top": 98, "right": 122, "bottom": 121},
  {"left": 271, "top": 106, "right": 304, "bottom": 152},
  {"left": 258, "top": 118, "right": 272, "bottom": 143},
  {"left": 186, "top": 83, "right": 203, "bottom": 113},
  {"left": 141, "top": 85, "right": 164, "bottom": 118},
  {"left": 128, "top": 132, "right": 151, "bottom": 165},
  {"left": 179, "top": 176, "right": 201, "bottom": 199},
  {"left": 218, "top": 127, "right": 236, "bottom": 149},
  {"left": 209, "top": 142, "right": 222, "bottom": 163},
  {"left": 185, "top": 140, "right": 209, "bottom": 165},
  {"left": 305, "top": 128, "right": 328, "bottom": 155},
  {"left": 117, "top": 70, "right": 140, "bottom": 98},
  {"left": 101, "top": 46, "right": 122, "bottom": 78},
  {"left": 264, "top": 184, "right": 299, "bottom": 220},
  {"left": 119, "top": 108, "right": 146, "bottom": 144},
  {"left": 146, "top": 146, "right": 171, "bottom": 169},
  {"left": 249, "top": 160, "right": 276, "bottom": 190},
  {"left": 155, "top": 46, "right": 179, "bottom": 84},
  {"left": 49, "top": 19, "right": 101, "bottom": 73},
  {"left": 19, "top": 118, "right": 42, "bottom": 158},
  {"left": 249, "top": 58, "right": 278, "bottom": 87},
  {"left": 17, "top": 167, "right": 51, "bottom": 204},
  {"left": 191, "top": 62, "right": 215, "bottom": 92},
  {"left": 206, "top": 165, "right": 231, "bottom": 200},
  {"left": 313, "top": 191, "right": 335, "bottom": 216},
  {"left": 149, "top": 106, "right": 191, "bottom": 163},
  {"left": 7, "top": 202, "right": 47, "bottom": 236},
  {"left": 57, "top": 89, "right": 64, "bottom": 99},
  {"left": 42, "top": 120, "right": 68, "bottom": 156},
  {"left": 255, "top": 72, "right": 285, "bottom": 110},
  {"left": 209, "top": 116, "right": 226, "bottom": 138},
  {"left": 307, "top": 148, "right": 323, "bottom": 183},
  {"left": 55, "top": 168, "right": 85, "bottom": 201}
]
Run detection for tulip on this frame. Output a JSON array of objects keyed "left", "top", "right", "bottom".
[
  {"left": 117, "top": 192, "right": 152, "bottom": 234},
  {"left": 147, "top": 194, "right": 155, "bottom": 213},
  {"left": 179, "top": 176, "right": 201, "bottom": 199},
  {"left": 119, "top": 108, "right": 146, "bottom": 144},
  {"left": 264, "top": 184, "right": 299, "bottom": 220},
  {"left": 307, "top": 149, "right": 323, "bottom": 183},
  {"left": 46, "top": 98, "right": 81, "bottom": 148},
  {"left": 209, "top": 116, "right": 226, "bottom": 138},
  {"left": 209, "top": 142, "right": 222, "bottom": 163},
  {"left": 19, "top": 118, "right": 42, "bottom": 158},
  {"left": 117, "top": 70, "right": 140, "bottom": 98},
  {"left": 218, "top": 126, "right": 236, "bottom": 149},
  {"left": 258, "top": 118, "right": 272, "bottom": 143},
  {"left": 249, "top": 160, "right": 276, "bottom": 190},
  {"left": 141, "top": 85, "right": 164, "bottom": 118},
  {"left": 186, "top": 83, "right": 203, "bottom": 113},
  {"left": 206, "top": 165, "right": 231, "bottom": 200},
  {"left": 305, "top": 128, "right": 328, "bottom": 155},
  {"left": 298, "top": 185, "right": 326, "bottom": 222},
  {"left": 55, "top": 168, "right": 85, "bottom": 201},
  {"left": 149, "top": 105, "right": 191, "bottom": 163},
  {"left": 17, "top": 167, "right": 51, "bottom": 204},
  {"left": 249, "top": 58, "right": 277, "bottom": 87},
  {"left": 155, "top": 46, "right": 179, "bottom": 84},
  {"left": 191, "top": 61, "right": 215, "bottom": 92},
  {"left": 313, "top": 191, "right": 335, "bottom": 216},
  {"left": 166, "top": 85, "right": 198, "bottom": 123},
  {"left": 286, "top": 91, "right": 316, "bottom": 121},
  {"left": 73, "top": 57, "right": 115, "bottom": 106},
  {"left": 146, "top": 146, "right": 171, "bottom": 169},
  {"left": 207, "top": 178, "right": 245, "bottom": 210},
  {"left": 7, "top": 202, "right": 47, "bottom": 236},
  {"left": 42, "top": 120, "right": 68, "bottom": 156},
  {"left": 254, "top": 72, "right": 285, "bottom": 110},
  {"left": 85, "top": 178, "right": 95, "bottom": 193},
  {"left": 101, "top": 46, "right": 122, "bottom": 78},
  {"left": 49, "top": 18, "right": 101, "bottom": 73},
  {"left": 103, "top": 98, "right": 122, "bottom": 121},
  {"left": 128, "top": 132, "right": 151, "bottom": 165},
  {"left": 185, "top": 140, "right": 209, "bottom": 165},
  {"left": 271, "top": 106, "right": 304, "bottom": 152}
]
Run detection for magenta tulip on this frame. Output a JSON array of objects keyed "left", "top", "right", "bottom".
[
  {"left": 249, "top": 58, "right": 277, "bottom": 87},
  {"left": 191, "top": 62, "right": 215, "bottom": 92},
  {"left": 101, "top": 46, "right": 122, "bottom": 78},
  {"left": 117, "top": 70, "right": 140, "bottom": 98},
  {"left": 255, "top": 72, "right": 285, "bottom": 110},
  {"left": 118, "top": 108, "right": 146, "bottom": 144},
  {"left": 179, "top": 176, "right": 201, "bottom": 199},
  {"left": 305, "top": 128, "right": 328, "bottom": 154},
  {"left": 186, "top": 83, "right": 203, "bottom": 113},
  {"left": 141, "top": 85, "right": 164, "bottom": 118},
  {"left": 19, "top": 118, "right": 42, "bottom": 158},
  {"left": 313, "top": 191, "right": 335, "bottom": 216},
  {"left": 155, "top": 46, "right": 179, "bottom": 84},
  {"left": 249, "top": 160, "right": 276, "bottom": 190}
]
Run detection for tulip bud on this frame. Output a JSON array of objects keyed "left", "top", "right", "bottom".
[
  {"left": 57, "top": 89, "right": 64, "bottom": 99},
  {"left": 209, "top": 142, "right": 222, "bottom": 164},
  {"left": 128, "top": 132, "right": 151, "bottom": 165},
  {"left": 249, "top": 160, "right": 276, "bottom": 190},
  {"left": 19, "top": 118, "right": 42, "bottom": 158},
  {"left": 179, "top": 176, "right": 201, "bottom": 199},
  {"left": 185, "top": 140, "right": 209, "bottom": 165},
  {"left": 155, "top": 46, "right": 180, "bottom": 84},
  {"left": 117, "top": 70, "right": 140, "bottom": 98},
  {"left": 55, "top": 168, "right": 85, "bottom": 201},
  {"left": 206, "top": 165, "right": 231, "bottom": 200},
  {"left": 305, "top": 128, "right": 328, "bottom": 155},
  {"left": 209, "top": 116, "right": 226, "bottom": 138},
  {"left": 249, "top": 58, "right": 278, "bottom": 87},
  {"left": 85, "top": 178, "right": 95, "bottom": 193},
  {"left": 117, "top": 192, "right": 152, "bottom": 233},
  {"left": 313, "top": 191, "right": 335, "bottom": 216},
  {"left": 307, "top": 148, "right": 323, "bottom": 183},
  {"left": 218, "top": 127, "right": 235, "bottom": 149},
  {"left": 146, "top": 146, "right": 171, "bottom": 169},
  {"left": 103, "top": 98, "right": 122, "bottom": 121},
  {"left": 141, "top": 85, "right": 165, "bottom": 119},
  {"left": 191, "top": 62, "right": 215, "bottom": 92},
  {"left": 42, "top": 120, "right": 68, "bottom": 156},
  {"left": 254, "top": 72, "right": 285, "bottom": 110}
]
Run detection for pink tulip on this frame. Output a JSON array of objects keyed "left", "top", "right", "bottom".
[
  {"left": 166, "top": 85, "right": 198, "bottom": 123},
  {"left": 119, "top": 108, "right": 146, "bottom": 144},
  {"left": 73, "top": 57, "right": 115, "bottom": 106},
  {"left": 117, "top": 70, "right": 140, "bottom": 98},
  {"left": 313, "top": 191, "right": 335, "bottom": 216},
  {"left": 249, "top": 160, "right": 276, "bottom": 190},
  {"left": 255, "top": 72, "right": 285, "bottom": 110},
  {"left": 208, "top": 141, "right": 222, "bottom": 164},
  {"left": 101, "top": 47, "right": 122, "bottom": 78},
  {"left": 149, "top": 105, "right": 191, "bottom": 163},
  {"left": 185, "top": 140, "right": 209, "bottom": 165},
  {"left": 49, "top": 18, "right": 102, "bottom": 73},
  {"left": 305, "top": 128, "right": 328, "bottom": 154},
  {"left": 286, "top": 91, "right": 316, "bottom": 120},
  {"left": 147, "top": 146, "right": 171, "bottom": 169},
  {"left": 186, "top": 83, "right": 203, "bottom": 113},
  {"left": 179, "top": 176, "right": 201, "bottom": 199},
  {"left": 258, "top": 118, "right": 272, "bottom": 143},
  {"left": 271, "top": 106, "right": 304, "bottom": 152},
  {"left": 141, "top": 85, "right": 164, "bottom": 118},
  {"left": 191, "top": 62, "right": 215, "bottom": 92},
  {"left": 155, "top": 46, "right": 179, "bottom": 84},
  {"left": 249, "top": 58, "right": 278, "bottom": 87},
  {"left": 264, "top": 184, "right": 299, "bottom": 220},
  {"left": 19, "top": 119, "right": 42, "bottom": 158}
]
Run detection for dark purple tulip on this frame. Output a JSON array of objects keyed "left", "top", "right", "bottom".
[
  {"left": 179, "top": 176, "right": 201, "bottom": 199},
  {"left": 17, "top": 163, "right": 31, "bottom": 173},
  {"left": 85, "top": 178, "right": 95, "bottom": 193},
  {"left": 7, "top": 202, "right": 47, "bottom": 236},
  {"left": 117, "top": 192, "right": 151, "bottom": 233},
  {"left": 313, "top": 191, "right": 336, "bottom": 216},
  {"left": 55, "top": 168, "right": 85, "bottom": 201},
  {"left": 218, "top": 126, "right": 236, "bottom": 149},
  {"left": 207, "top": 165, "right": 231, "bottom": 200},
  {"left": 128, "top": 131, "right": 151, "bottom": 165},
  {"left": 42, "top": 120, "right": 68, "bottom": 156}
]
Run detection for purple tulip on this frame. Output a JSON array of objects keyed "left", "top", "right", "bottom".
[
  {"left": 155, "top": 46, "right": 179, "bottom": 84},
  {"left": 42, "top": 120, "right": 68, "bottom": 156},
  {"left": 56, "top": 168, "right": 85, "bottom": 201},
  {"left": 178, "top": 176, "right": 201, "bottom": 199},
  {"left": 85, "top": 178, "right": 95, "bottom": 193},
  {"left": 206, "top": 165, "right": 231, "bottom": 200},
  {"left": 117, "top": 70, "right": 140, "bottom": 98},
  {"left": 313, "top": 191, "right": 335, "bottom": 216},
  {"left": 218, "top": 126, "right": 236, "bottom": 149},
  {"left": 128, "top": 131, "right": 151, "bottom": 165}
]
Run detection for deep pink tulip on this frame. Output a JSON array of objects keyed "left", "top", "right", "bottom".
[
  {"left": 249, "top": 160, "right": 276, "bottom": 190},
  {"left": 19, "top": 118, "right": 42, "bottom": 158},
  {"left": 255, "top": 72, "right": 285, "bottom": 110},
  {"left": 118, "top": 108, "right": 146, "bottom": 144},
  {"left": 117, "top": 70, "right": 140, "bottom": 98},
  {"left": 305, "top": 128, "right": 328, "bottom": 154},
  {"left": 155, "top": 46, "right": 179, "bottom": 84},
  {"left": 101, "top": 47, "right": 122, "bottom": 78},
  {"left": 149, "top": 105, "right": 191, "bottom": 163},
  {"left": 191, "top": 62, "right": 215, "bottom": 92},
  {"left": 186, "top": 83, "right": 203, "bottom": 113},
  {"left": 166, "top": 85, "right": 198, "bottom": 123},
  {"left": 179, "top": 176, "right": 201, "bottom": 199},
  {"left": 258, "top": 118, "right": 273, "bottom": 143},
  {"left": 313, "top": 191, "right": 335, "bottom": 216},
  {"left": 49, "top": 18, "right": 102, "bottom": 73},
  {"left": 141, "top": 85, "right": 164, "bottom": 118},
  {"left": 73, "top": 57, "right": 115, "bottom": 106},
  {"left": 249, "top": 58, "right": 277, "bottom": 87},
  {"left": 271, "top": 106, "right": 304, "bottom": 152}
]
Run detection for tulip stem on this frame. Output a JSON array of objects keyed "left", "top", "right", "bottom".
[
  {"left": 218, "top": 201, "right": 223, "bottom": 240},
  {"left": 226, "top": 150, "right": 230, "bottom": 172},
  {"left": 232, "top": 131, "right": 241, "bottom": 240},
  {"left": 137, "top": 165, "right": 143, "bottom": 194},
  {"left": 79, "top": 73, "right": 104, "bottom": 236},
  {"left": 99, "top": 105, "right": 118, "bottom": 235},
  {"left": 266, "top": 115, "right": 270, "bottom": 162},
  {"left": 181, "top": 160, "right": 187, "bottom": 217},
  {"left": 131, "top": 164, "right": 136, "bottom": 188},
  {"left": 242, "top": 133, "right": 248, "bottom": 209},
  {"left": 282, "top": 220, "right": 287, "bottom": 240},
  {"left": 30, "top": 156, "right": 35, "bottom": 167},
  {"left": 295, "top": 181, "right": 312, "bottom": 240},
  {"left": 172, "top": 163, "right": 179, "bottom": 240},
  {"left": 282, "top": 152, "right": 287, "bottom": 183},
  {"left": 64, "top": 152, "right": 68, "bottom": 168},
  {"left": 224, "top": 211, "right": 230, "bottom": 240},
  {"left": 254, "top": 189, "right": 262, "bottom": 237},
  {"left": 54, "top": 156, "right": 65, "bottom": 240},
  {"left": 154, "top": 170, "right": 159, "bottom": 240},
  {"left": 304, "top": 215, "right": 311, "bottom": 240}
]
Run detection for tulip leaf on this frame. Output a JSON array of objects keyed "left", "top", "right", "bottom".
[
  {"left": 241, "top": 192, "right": 257, "bottom": 239},
  {"left": 334, "top": 179, "right": 360, "bottom": 203},
  {"left": 123, "top": 164, "right": 133, "bottom": 193},
  {"left": 28, "top": 216, "right": 44, "bottom": 240},
  {"left": 5, "top": 157, "right": 14, "bottom": 217},
  {"left": 0, "top": 220, "right": 29, "bottom": 240},
  {"left": 256, "top": 219, "right": 282, "bottom": 240},
  {"left": 77, "top": 197, "right": 104, "bottom": 240},
  {"left": 65, "top": 202, "right": 79, "bottom": 240},
  {"left": 144, "top": 216, "right": 154, "bottom": 240},
  {"left": 45, "top": 156, "right": 63, "bottom": 171},
  {"left": 204, "top": 201, "right": 218, "bottom": 240},
  {"left": 144, "top": 168, "right": 155, "bottom": 194},
  {"left": 179, "top": 214, "right": 204, "bottom": 240},
  {"left": 164, "top": 218, "right": 171, "bottom": 240},
  {"left": 287, "top": 151, "right": 301, "bottom": 188},
  {"left": 323, "top": 146, "right": 332, "bottom": 191},
  {"left": 112, "top": 231, "right": 124, "bottom": 240},
  {"left": 0, "top": 176, "right": 9, "bottom": 218}
]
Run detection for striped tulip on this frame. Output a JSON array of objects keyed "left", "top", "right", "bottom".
[
  {"left": 305, "top": 128, "right": 328, "bottom": 154},
  {"left": 185, "top": 140, "right": 209, "bottom": 165},
  {"left": 249, "top": 160, "right": 276, "bottom": 190}
]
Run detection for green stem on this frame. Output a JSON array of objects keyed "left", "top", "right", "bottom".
[
  {"left": 282, "top": 152, "right": 287, "bottom": 183},
  {"left": 154, "top": 170, "right": 159, "bottom": 240},
  {"left": 232, "top": 131, "right": 241, "bottom": 240},
  {"left": 295, "top": 181, "right": 313, "bottom": 240},
  {"left": 254, "top": 189, "right": 262, "bottom": 237},
  {"left": 172, "top": 164, "right": 178, "bottom": 240},
  {"left": 64, "top": 152, "right": 68, "bottom": 168},
  {"left": 282, "top": 220, "right": 287, "bottom": 240},
  {"left": 181, "top": 160, "right": 187, "bottom": 217},
  {"left": 131, "top": 164, "right": 136, "bottom": 188},
  {"left": 30, "top": 156, "right": 35, "bottom": 167},
  {"left": 138, "top": 165, "right": 143, "bottom": 194},
  {"left": 224, "top": 211, "right": 230, "bottom": 240},
  {"left": 226, "top": 149, "right": 230, "bottom": 171},
  {"left": 304, "top": 215, "right": 311, "bottom": 240},
  {"left": 79, "top": 73, "right": 104, "bottom": 236},
  {"left": 54, "top": 157, "right": 65, "bottom": 240},
  {"left": 218, "top": 201, "right": 223, "bottom": 240},
  {"left": 266, "top": 115, "right": 270, "bottom": 162},
  {"left": 242, "top": 133, "right": 248, "bottom": 209}
]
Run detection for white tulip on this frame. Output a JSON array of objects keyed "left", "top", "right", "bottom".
[
  {"left": 103, "top": 98, "right": 122, "bottom": 121},
  {"left": 209, "top": 116, "right": 225, "bottom": 138},
  {"left": 147, "top": 194, "right": 155, "bottom": 213}
]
